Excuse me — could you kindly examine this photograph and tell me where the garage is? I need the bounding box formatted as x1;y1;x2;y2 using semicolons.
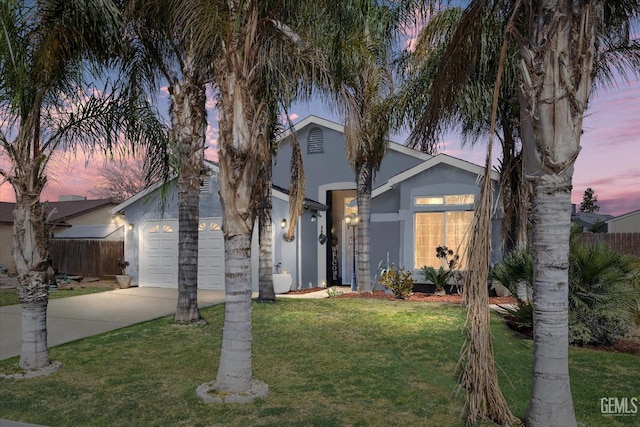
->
139;218;224;289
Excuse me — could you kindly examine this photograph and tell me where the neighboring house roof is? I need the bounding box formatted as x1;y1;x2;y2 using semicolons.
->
111;160;220;215
608;208;640;223
46;198;115;224
0;199;115;225
280;115;431;162
571;211;613;226
372;153;501;198
53;224;123;239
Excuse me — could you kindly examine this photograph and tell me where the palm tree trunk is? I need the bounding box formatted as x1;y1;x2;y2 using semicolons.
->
216;232;254;392
13;189;51;370
517;1;601;423
526;177;576;426
258;163;276;302
170;75;206;323
356;161;373;293
214;50;262;394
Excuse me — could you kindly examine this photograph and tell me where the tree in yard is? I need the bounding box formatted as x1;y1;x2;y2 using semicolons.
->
512;0;638;424
328;2;401;294
398;5;530;254
579;187;600;213
403;0;639;424
123;0;216;323
0;0;165;371
175;0;334;399
89;158;150;202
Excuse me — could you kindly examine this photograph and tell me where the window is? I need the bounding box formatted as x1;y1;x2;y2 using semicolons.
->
307;127;324;154
148;224;173;233
414;194;474;207
414;211;473;270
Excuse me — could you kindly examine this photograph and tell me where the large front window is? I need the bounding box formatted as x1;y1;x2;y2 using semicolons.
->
413;195;473;270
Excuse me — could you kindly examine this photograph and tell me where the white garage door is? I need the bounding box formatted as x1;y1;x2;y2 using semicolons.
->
140;218;224;289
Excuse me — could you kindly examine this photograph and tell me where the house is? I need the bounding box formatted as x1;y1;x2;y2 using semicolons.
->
110;160;326;290
571;204;613;232
114;115;502;291
272;116;502;288
0;197;119;275
607;209;640;233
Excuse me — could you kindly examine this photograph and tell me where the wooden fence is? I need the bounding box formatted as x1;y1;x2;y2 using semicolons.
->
577;233;640;257
50;240;124;276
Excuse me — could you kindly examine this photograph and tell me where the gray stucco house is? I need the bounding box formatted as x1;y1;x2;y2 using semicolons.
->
112;115;501;291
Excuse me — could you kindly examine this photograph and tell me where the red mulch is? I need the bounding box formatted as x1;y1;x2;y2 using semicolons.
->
289;288;640;356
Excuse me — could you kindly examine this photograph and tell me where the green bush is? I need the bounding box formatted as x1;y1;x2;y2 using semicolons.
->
419;246;460;292
493;236;640;346
379;267;415;299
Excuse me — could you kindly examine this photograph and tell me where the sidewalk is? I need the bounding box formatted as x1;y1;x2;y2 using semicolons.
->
0;287;227;360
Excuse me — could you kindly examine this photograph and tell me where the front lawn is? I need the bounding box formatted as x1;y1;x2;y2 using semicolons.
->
0;299;637;426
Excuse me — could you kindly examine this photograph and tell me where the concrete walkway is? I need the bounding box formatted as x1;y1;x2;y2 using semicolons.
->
0;287;228;360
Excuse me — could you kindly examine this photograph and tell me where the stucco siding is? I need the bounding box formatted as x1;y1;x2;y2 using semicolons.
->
370;221;401;282
608;211;640;233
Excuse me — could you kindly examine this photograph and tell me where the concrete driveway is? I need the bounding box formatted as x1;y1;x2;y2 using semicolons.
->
0;287;228;360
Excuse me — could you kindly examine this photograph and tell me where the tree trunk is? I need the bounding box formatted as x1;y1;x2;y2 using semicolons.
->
258;162;276;302
170;72;207;323
526;177;576;426
214;37;263;393
216;233;254;392
516;1;602;423
13;192;51;370
356;161;373;293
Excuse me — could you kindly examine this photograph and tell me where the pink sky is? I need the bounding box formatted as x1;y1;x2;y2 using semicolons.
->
1;79;638;217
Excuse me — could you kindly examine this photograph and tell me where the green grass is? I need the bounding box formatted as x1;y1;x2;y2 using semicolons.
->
0;299;638;426
0;286;112;307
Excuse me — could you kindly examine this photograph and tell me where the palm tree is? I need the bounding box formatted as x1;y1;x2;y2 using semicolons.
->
0;0;164;370
403;0;639;424
328;3;399;294
398;5;530;254
123;0;215;323
515;1;639;424
175;0;335;398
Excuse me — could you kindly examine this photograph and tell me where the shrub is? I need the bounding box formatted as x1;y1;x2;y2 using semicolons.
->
419;246;460;292
379;267;414;299
493;237;640;346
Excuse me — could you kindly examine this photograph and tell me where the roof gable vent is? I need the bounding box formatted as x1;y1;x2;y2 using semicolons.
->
307;127;324;154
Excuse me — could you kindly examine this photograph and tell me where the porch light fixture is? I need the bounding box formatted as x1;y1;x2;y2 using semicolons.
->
345;213;359;292
280;218;287;229
128;223;134;231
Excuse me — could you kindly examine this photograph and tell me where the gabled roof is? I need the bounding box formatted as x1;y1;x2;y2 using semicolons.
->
607;208;640;223
272;184;327;211
572;211;614;227
53;224;123;239
372;153;501;198
46;199;116;223
280;115;431;162
111;160;219;215
0;199;115;225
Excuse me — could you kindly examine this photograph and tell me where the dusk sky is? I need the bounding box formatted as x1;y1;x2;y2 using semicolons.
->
1;77;638;217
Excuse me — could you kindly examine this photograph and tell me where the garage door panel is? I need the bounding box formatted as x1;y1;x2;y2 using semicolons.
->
140;218;224;289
